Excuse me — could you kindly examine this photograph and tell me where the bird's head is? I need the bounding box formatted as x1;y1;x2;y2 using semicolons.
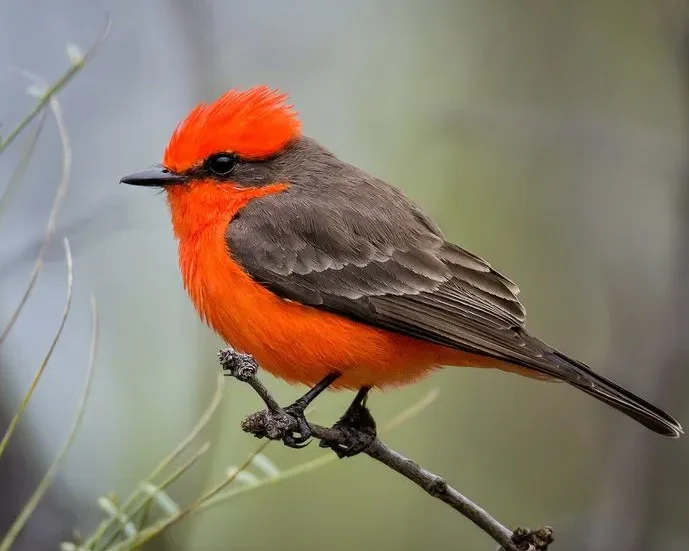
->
120;86;304;235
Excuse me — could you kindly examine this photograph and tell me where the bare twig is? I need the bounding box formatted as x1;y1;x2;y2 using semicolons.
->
219;348;553;551
198;387;440;511
68;374;456;549
91;386;440;551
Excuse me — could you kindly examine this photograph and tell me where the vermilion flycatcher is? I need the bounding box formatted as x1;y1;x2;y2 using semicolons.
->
121;86;683;450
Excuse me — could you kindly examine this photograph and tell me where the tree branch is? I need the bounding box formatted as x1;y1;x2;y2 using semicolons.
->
218;348;553;551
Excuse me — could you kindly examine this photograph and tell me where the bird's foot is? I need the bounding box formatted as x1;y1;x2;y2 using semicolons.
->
241;403;312;449
509;526;554;551
219;347;313;448
319;396;377;458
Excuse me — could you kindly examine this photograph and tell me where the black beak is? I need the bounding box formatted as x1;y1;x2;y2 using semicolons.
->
120;164;184;186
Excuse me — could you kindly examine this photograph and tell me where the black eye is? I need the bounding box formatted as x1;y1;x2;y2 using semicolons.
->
206;153;238;177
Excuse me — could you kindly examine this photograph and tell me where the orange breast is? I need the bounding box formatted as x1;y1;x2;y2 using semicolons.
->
166;182;499;389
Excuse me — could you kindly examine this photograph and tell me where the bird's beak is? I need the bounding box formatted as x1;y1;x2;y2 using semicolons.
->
120;164;184;187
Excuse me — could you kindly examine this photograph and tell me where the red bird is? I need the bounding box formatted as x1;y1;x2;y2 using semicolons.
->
121;86;683;451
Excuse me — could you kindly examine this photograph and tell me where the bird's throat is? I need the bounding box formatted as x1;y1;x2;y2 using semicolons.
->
165;180;289;241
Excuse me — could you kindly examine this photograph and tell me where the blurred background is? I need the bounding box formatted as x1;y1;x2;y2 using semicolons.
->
1;0;689;549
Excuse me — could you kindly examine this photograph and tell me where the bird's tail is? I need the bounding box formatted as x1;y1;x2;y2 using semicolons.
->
544;348;684;438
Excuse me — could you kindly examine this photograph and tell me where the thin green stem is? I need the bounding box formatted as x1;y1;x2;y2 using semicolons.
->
82;373;226;549
198;388;440;513
107;388;440;550
0;239;73;461
0;90;71;347
94;442;211;551
0;14;110;155
0;294;99;551
0;110;46;222
111;441;272;551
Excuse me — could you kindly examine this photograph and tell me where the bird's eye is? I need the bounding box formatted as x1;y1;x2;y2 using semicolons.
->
206;153;238;177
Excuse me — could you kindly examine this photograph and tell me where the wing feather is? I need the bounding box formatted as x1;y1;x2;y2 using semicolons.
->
228;185;529;367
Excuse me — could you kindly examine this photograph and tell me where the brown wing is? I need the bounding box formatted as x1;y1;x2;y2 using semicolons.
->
227;180;550;369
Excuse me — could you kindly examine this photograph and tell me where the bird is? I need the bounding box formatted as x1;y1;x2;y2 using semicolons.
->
121;86;683;452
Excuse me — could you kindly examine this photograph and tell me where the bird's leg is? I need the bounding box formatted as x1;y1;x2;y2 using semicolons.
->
279;372;341;447
219;347;340;449
319;386;377;458
285;372;341;413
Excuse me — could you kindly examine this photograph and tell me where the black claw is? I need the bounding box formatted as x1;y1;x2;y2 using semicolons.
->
281;405;312;448
233;370;339;451
321;434;370;458
320;391;377;458
283;433;311;448
511;526;554;550
241;400;313;448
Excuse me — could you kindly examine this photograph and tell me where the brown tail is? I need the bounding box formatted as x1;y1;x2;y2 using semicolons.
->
544;348;683;438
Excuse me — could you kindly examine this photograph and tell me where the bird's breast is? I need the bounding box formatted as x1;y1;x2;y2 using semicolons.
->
175;214;471;389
